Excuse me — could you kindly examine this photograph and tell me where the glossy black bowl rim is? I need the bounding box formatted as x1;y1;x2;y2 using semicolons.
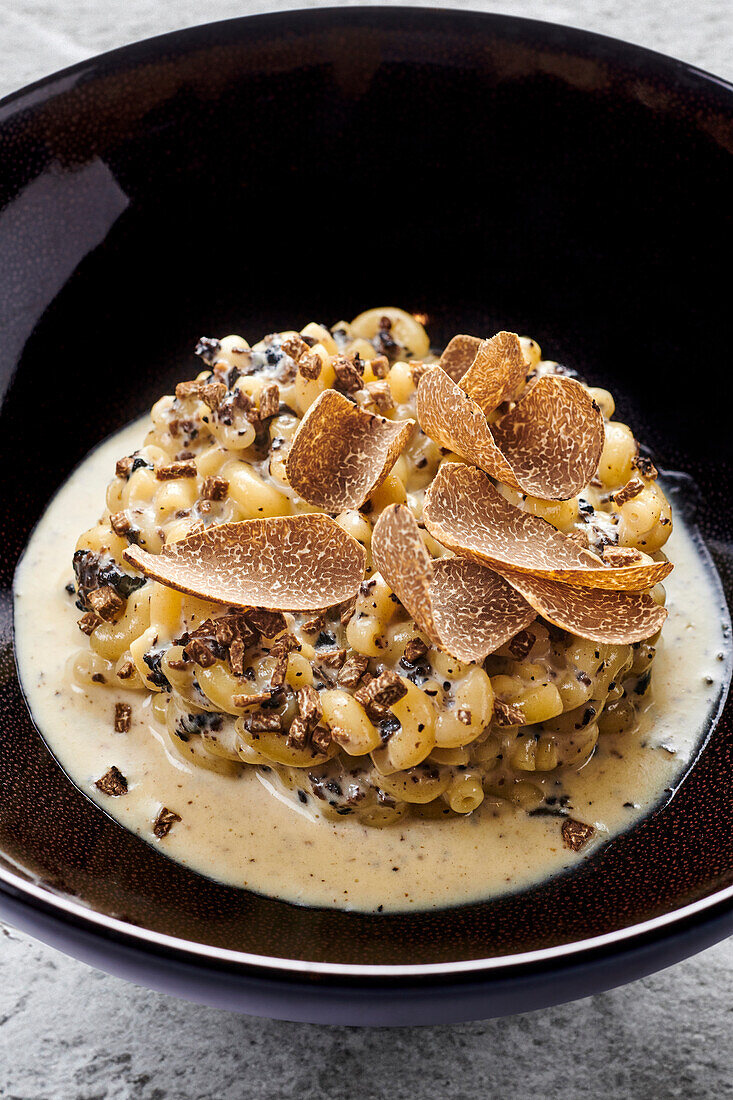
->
3;2;733;118
1;860;732;981
0;5;732;982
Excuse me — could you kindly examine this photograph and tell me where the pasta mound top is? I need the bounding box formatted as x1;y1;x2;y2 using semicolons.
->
71;307;673;831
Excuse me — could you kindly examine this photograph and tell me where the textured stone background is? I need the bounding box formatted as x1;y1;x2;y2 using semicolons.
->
1;1;732;1096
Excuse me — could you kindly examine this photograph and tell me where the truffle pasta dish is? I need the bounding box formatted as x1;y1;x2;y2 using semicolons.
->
14;308;730;911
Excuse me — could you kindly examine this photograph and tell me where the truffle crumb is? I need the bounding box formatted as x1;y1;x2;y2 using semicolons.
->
602;545;644;567
339;597;357;627
114;702;132;733
508;629;534;660
242;712;282;733
201;381;226;410
243;608;287;638
232;690;274;708
201;475;229;501
155;461;197;481
78;611;102;635
365;380;394;412
302;614;325;634
258;382;280;420
494;699;524;726
187;638;217;668
297;685;323;729
402;638;428;665
281;335;310;361
194;336;220;364
95;766;128;797
286;716;310;750
355;669;407;721
88;586;125;623
632;454;658;480
110;511;134;538
298;353;322;381
332;355;364;394
338;653;369;688
612;477;645;507
561;818;595;851
153;807;182;838
311;726;332;753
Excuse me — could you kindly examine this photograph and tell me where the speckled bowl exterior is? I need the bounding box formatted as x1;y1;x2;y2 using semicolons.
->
0;7;731;1024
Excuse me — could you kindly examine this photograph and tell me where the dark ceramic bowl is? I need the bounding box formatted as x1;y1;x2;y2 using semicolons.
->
0;7;732;1026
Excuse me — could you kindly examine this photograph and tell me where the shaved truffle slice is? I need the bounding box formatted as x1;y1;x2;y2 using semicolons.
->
417;367;517;483
423;464;672;591
371;504;535;663
439;334;483;382
490;376;605;500
459;331;528;414
372;505;436;644
285;389;416;510
418;331;605;500
124;515;365;611
430;558;537;663
495;568;667;644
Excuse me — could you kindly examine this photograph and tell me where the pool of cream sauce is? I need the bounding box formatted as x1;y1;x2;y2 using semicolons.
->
13;420;732;912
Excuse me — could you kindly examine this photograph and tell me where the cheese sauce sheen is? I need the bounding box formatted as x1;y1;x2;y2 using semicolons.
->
13;420;731;912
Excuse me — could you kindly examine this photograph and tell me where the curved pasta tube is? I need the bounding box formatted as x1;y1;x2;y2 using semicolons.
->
350;307;430;360
128;625;162;690
320;689;380;756
161;647;222;712
70;649;116;688
76;523;128;561
161;696;240;776
294;346;336;415
510;731;561;772
377;765;450;804
444;771;485;814
490;674;563;725
597;422;635;488
434;668;494;748
196;662;252;717
223;460;291;518
200;720;243;762
90;587;151;664
235;717;338;768
381;680;436;771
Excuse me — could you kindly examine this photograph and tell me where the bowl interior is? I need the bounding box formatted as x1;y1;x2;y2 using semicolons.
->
0;7;732;967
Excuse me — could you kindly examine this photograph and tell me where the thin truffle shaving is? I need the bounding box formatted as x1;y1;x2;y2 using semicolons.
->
439;334;483;383
490;376;605;500
371;504;535;663
417;368;518;483
417;331;605;500
459;331;528;414
493;568;667;644
124;515;366;611
423;463;672;591
285;389;416;511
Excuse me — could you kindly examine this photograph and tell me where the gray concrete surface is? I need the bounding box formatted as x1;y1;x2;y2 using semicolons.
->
1;1;732;1096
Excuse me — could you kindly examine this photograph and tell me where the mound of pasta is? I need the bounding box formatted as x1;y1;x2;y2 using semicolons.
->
72;308;672;830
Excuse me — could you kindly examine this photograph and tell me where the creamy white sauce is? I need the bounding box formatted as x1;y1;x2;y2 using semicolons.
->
13;420;731;912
